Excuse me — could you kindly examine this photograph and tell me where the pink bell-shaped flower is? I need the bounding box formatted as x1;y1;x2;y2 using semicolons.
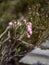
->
9;22;14;28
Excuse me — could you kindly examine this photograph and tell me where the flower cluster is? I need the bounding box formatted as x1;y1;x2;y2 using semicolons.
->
9;21;32;38
9;21;22;28
26;22;32;38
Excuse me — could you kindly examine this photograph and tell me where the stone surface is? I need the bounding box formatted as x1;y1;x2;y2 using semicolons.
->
19;47;49;65
40;40;49;49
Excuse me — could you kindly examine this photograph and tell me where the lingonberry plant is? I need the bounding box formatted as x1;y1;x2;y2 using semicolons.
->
0;18;33;65
0;0;49;65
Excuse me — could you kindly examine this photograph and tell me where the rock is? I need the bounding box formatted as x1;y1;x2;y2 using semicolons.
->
19;47;49;65
40;40;49;49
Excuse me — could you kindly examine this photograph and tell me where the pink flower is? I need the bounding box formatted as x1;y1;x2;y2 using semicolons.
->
17;22;22;27
27;27;32;31
26;22;32;36
27;22;32;26
9;22;14;28
26;22;32;29
26;32;30;38
27;25;32;29
29;30;32;35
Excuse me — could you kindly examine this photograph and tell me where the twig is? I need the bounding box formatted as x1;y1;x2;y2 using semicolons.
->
18;39;33;47
0;36;10;45
7;54;25;62
0;26;10;38
17;31;33;47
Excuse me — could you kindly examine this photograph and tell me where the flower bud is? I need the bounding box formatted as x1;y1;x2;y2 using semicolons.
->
27;22;32;26
9;22;14;28
29;30;32;35
26;32;30;38
23;19;26;23
17;22;22;27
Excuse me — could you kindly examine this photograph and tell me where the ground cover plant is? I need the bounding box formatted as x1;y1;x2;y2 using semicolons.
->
0;0;49;65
